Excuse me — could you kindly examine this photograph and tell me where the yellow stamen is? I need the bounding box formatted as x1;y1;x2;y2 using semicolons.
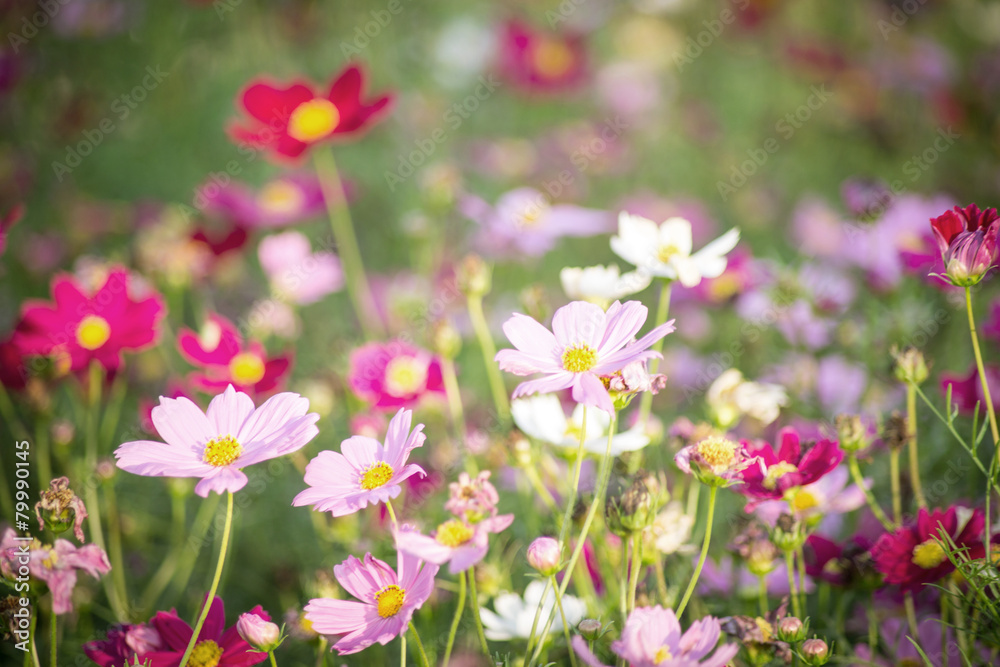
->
203;434;242;467
653;645;674;664
257;180;305;216
384;356;429;397
657;243;682;264
435;519;475;547
374;584;406;618
912;538;948;569
360;461;395;490
188;639;223;667
288;99;340;143
695;436;740;471
755;617;774;642
531;38;575;79
791;489;819;513
561;344;597;373
763;462;798;490
75;315;111;350
229;352;266;386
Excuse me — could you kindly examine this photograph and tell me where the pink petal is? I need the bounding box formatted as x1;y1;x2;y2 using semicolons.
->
395;530;454;565
115;440;213;478
501;313;560;360
206;385;255;437
150;396;215;449
194;467;248;497
340;435;380;469
571;373;615;414
596;301;648;357
510;372;575;398
303;598;374;635
551;301;606;349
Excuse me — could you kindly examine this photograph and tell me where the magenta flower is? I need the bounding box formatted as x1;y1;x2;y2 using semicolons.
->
293;408;426;517
738;427;843;507
257;231;344;305
19;533;111;615
115;385;319;497
395;514;513;574
571;606;738;667
495;300;676;414
197;173;332;229
675;435;759;488
304;550;438;655
941;363;1000;415
347;341;445;410
751;465;868;529
930;203;1000;286
83;621;164;667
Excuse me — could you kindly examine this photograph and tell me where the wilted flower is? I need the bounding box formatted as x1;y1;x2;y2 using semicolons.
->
929;203;1000;286
675;435;757;487
891;346;929;385
35;477;88;542
834;414;869;454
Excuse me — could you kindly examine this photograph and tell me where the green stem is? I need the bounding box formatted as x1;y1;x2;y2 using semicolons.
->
440;358;471;471
758;573;768;617
889;449;903;525
49;608;56;667
0;379;30;442
158;493;222;608
385;499;398;529
903;592;919;645
637;281;673;426
104;482;129;619
795;543;808;617
619;539;628;624
551;575;579;667
466;568;490;660
268;650;278;667
28;612;39;667
847;454;895;531
966;287;1000;445
35;418;52;491
524;577;552;658
313;147;384;340
442;571;466;667
627;533;642;614
466;293;510;425
906;384;927;509
408;624;430;667
676;485;716;618
785;549;801;618
177;491;234;667
400;630;406;667
654;554;669;607
559;406;588;545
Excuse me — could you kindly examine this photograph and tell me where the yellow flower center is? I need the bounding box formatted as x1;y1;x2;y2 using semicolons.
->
791;489;819;513
763;462;799;490
203;434;242;467
531;38;575;79
695;436;740;470
755;618;774;642
653;645;674;664
41;549;58;570
288;98;341;143
75;315;111;350
360;461;395;490
188;639;223;667
229;352;266;386
257;180;305;216
374;584;406;618
384;356;429;397
517;202;547;227
912;538;948;569
561;344;598;373
708;273;741;301
657;243;682;264
435;519;475;547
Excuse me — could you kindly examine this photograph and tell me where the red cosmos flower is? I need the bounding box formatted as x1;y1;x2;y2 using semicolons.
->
871;507;990;591
803;533;875;587
347;340;445;410
13;268;165;375
930;204;1000;286
738;428;843;507
178;313;291;396
140;596;269;667
228;64;393;162
499;20;587;93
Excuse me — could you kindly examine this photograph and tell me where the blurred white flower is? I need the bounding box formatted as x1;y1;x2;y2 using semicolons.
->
479;580;586;640
512;394;649;455
649;501;695;555
559;264;652;306
706;369;788;429
611;212;739;287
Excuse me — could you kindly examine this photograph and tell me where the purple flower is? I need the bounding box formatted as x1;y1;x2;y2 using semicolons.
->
571;606;738;667
495;300;675;413
257;231;344;305
394;514;513;574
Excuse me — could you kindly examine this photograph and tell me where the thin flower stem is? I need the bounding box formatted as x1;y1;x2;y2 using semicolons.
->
440;358;473;472
966;287;1000;445
442;571;466;667
904;592;920;644
619;540;628;624
268;651;278;667
466;568;490;660
315;638;327;667
49;608;56;667
466;293;510;425
906;384;927;508
558;406;588;546
654;554;669;607
795;543;808;617
941;589;950;667
889;449;903;525
177;491;234;667
400;631;406;667
163;493;223;606
35;418;52;491
550;575;579;667
28;612;39;667
408;623;431;667
627;533;642;614
313;147;384;340
521;454;558;515
785;550;801;619
847;456;895;531
675;484;716;618
103;482;130;620
637;281;673;426
0;380;30;442
385;499;398;529
758;574;768;616
524;577;552;658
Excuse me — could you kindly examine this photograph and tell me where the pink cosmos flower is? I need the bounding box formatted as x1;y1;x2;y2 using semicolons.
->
495;300;676;414
444;471;500;521
304;550;438;655
941;363;1000;415
347;341;445;410
395;514;513;574
83;621;164;667
292;408;426;517
115;384;319;497
929;203;1000;286
13;268;164;375
460;187;614;258
738;427;843;507
197;173;334;229
571;606;738;667
257;231;344;305
498;20;587;93
751;465;868;530
178;312;292;396
804;533;875;588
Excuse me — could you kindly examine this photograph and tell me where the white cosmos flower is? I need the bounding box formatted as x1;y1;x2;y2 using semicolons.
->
511;394;649;455
480;580;586;640
706;368;788;429
559;264;652;305
649;501;695;555
610;212;740;287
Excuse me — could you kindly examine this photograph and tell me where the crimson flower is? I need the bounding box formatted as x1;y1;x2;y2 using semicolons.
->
178;312;291;396
140;596;269;667
499;20;587;93
13;268;164;375
229;63;393;161
803;533;875;588
738;428;843;506
871;506;990;591
930;204;1000;286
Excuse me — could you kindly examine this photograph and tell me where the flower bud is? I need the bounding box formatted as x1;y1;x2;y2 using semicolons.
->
776;616;806;643
577;619;602;641
236;612;281;652
892;346;928;386
772;514;805;552
456;254;491;296
432;320;462;360
801;638;830;665
881;413;909;452
834;414;868;454
606;473;658;536
527;537;561;576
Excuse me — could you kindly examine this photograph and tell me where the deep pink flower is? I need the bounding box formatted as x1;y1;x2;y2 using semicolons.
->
197;173;334;229
499;20;587;93
395;514;513;574
178;312;292;396
83;622;164;667
13;268;164;375
191;221;250;258
257;231;344;305
940;363;1000;415
571;606;738;667
347;341;445;410
0;335;28;390
115;385;319;497
930;203;1000;285
140;597;270;667
803;533;874;588
751;465;867;529
738;428;843;506
495;300;676;414
872;506;989;591
293;408;426;517
304;550;438;655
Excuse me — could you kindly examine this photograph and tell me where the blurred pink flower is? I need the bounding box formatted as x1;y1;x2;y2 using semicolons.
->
12;531;112;615
347;340;445;410
445;471;500;521
257;231;344;305
498;19;587;93
395;514;513;574
198;173;334;229
941;363;1000;415
751;465;868;531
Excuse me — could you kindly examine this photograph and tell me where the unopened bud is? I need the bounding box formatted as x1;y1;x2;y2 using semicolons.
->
776;616;806;643
236;612;281;652
835;414;868;454
892;346;928;385
456;254;491;296
801;638;830;665
881;413;909;452
577;619;602;641
432;320;462;360
526;537;561;576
